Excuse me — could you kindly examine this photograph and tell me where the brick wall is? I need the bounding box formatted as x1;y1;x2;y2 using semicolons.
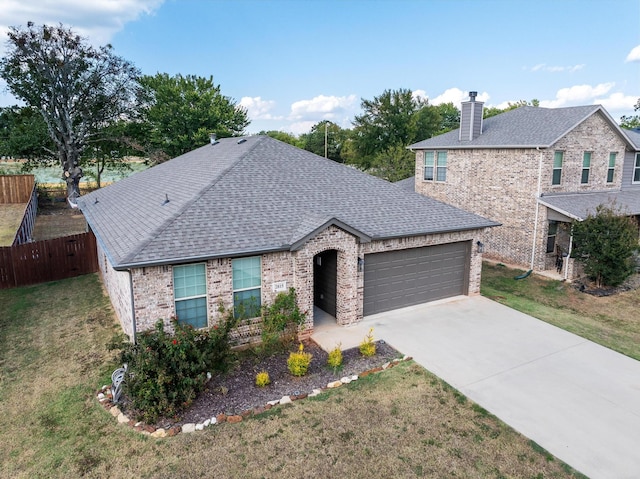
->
124;225;487;341
96;241;134;339
414;111;626;273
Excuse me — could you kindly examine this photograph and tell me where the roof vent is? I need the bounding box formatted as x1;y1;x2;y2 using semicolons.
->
209;133;218;145
469;91;477;102
237;138;247;144
162;194;169;206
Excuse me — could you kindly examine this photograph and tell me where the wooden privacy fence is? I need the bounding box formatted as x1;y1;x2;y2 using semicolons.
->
0;174;35;204
0;232;98;289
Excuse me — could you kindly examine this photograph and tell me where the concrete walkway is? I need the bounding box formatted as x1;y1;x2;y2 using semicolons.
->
312;296;640;479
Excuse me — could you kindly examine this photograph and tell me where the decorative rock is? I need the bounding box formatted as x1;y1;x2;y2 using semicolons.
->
403;355;412;361
109;406;121;417
392;358;401;364
264;404;272;410
134;422;143;428
241;409;252;417
167;426;181;437
143;424;155;433
203;419;211;427
102;385;109;392
206;372;212;381
327;380;342;389
267;400;280;406
351;375;358;381
181;423;196;433
117;413;130;424
340;376;352;384
97;393;105;400
151;428;166;438
253;406;266;415
279;396;292;405
195;423;204;431
227;415;242;423
309;388;323;397
216;413;227;423
210;417;217;425
382;362;391;370
295;393;308;400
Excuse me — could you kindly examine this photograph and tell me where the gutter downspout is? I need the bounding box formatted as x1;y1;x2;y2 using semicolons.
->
530;147;544;271
128;270;137;344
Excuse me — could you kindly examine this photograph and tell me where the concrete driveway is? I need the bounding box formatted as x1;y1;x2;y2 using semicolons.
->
355;296;640;479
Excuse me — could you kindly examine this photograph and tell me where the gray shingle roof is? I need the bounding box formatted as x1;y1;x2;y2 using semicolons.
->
409;105;634;150
78;136;498;269
623;128;640;150
539;190;640;220
394;177;415;192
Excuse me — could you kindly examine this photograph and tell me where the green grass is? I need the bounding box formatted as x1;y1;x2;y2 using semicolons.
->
482;262;640;360
0;274;585;478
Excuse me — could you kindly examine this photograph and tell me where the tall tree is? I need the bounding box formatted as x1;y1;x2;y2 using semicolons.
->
258;130;301;147
134;73;249;162
0;23;139;205
350;88;441;178
620;98;640;129
434;102;460;132
299;121;346;162
0;105;54;163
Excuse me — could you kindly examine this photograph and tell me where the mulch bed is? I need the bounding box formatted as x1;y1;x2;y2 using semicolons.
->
151;340;402;429
573;272;640;297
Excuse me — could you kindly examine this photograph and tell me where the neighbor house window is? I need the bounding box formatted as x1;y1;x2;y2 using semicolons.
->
581;152;591;184
424;151;434;180
232;256;261;319
436;151;447;181
634;153;640;183
173;263;207;328
607;152;616;183
552;151;563;185
546;221;558;254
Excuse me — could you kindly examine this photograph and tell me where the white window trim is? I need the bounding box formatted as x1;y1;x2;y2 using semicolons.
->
581;152;591;184
423;151;434;181
634;153;640;184
173;263;208;328
607;152;616;184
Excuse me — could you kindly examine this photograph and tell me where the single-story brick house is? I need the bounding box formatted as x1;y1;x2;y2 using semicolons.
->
78;136;497;343
408;93;640;279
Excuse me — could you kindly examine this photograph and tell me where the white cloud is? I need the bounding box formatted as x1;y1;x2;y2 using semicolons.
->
239;96;282;121
625;45;640;62
426;88;490;106
530;63;585;73
594;92;638;111
289;94;357;121
539;83;615;108
0;0;164;52
288;121;317;135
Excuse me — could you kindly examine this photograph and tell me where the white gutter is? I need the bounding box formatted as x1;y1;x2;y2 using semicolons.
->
564;226;574;281
531;147;544;270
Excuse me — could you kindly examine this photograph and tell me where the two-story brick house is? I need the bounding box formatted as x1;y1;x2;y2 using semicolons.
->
408;93;640;279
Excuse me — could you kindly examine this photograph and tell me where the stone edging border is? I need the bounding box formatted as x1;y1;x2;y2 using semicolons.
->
96;355;413;438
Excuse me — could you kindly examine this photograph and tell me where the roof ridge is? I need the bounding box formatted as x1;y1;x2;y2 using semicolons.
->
121;136;266;265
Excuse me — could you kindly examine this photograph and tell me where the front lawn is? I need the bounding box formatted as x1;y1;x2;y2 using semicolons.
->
481;262;640;360
0;274;583;478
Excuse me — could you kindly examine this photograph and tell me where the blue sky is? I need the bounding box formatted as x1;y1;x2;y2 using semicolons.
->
1;0;639;134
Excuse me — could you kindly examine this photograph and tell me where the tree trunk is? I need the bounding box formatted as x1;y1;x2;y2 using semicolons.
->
62;151;82;207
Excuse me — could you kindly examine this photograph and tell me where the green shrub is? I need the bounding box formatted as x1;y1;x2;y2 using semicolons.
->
118;310;238;423
327;344;343;370
255;370;270;387
359;328;376;357
260;288;306;351
287;343;312;377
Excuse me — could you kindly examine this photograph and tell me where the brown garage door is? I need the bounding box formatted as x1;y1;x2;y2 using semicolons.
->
363;241;470;316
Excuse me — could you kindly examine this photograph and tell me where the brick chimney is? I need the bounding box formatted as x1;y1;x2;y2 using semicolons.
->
459;91;484;141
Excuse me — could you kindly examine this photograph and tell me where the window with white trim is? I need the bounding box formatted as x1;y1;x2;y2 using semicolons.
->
546;221;558;254
423;151;434;180
173;263;207;328
607;152;616;183
634;153;640;183
232;256;261;319
581;152;591;184
436;151;447;181
552;151;563;185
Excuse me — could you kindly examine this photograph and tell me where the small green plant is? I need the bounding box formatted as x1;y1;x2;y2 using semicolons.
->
260;288;306;351
359;328;376;357
287;343;312;377
327;343;343;370
255;370;270;387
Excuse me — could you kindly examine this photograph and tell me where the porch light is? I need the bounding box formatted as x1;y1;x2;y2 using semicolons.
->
357;257;364;272
476;241;484;253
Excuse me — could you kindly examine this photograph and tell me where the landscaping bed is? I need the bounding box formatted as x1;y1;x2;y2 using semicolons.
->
123;340;403;430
